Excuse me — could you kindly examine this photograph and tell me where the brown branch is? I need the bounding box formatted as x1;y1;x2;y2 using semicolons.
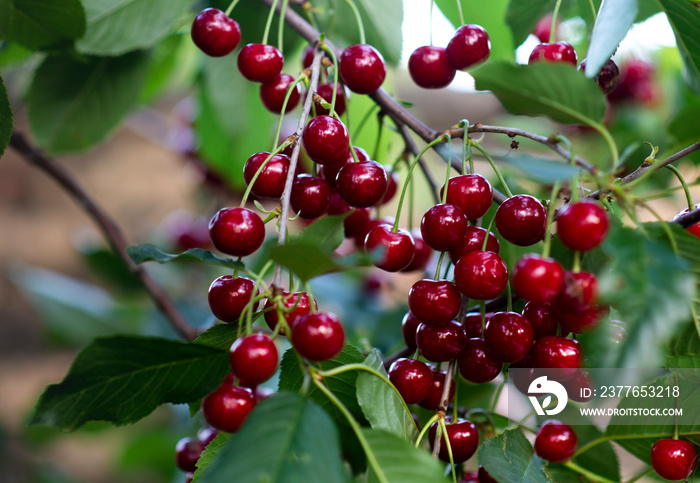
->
673;206;700;229
9;132;199;341
382;346;413;370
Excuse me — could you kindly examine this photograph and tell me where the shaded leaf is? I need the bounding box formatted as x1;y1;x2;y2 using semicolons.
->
270;245;369;282
0;0;9;39
5;0;85;50
505;0;555;47
297;214;350;254
0;74;11;157
657;0;700;94
495;154;581;183
126;244;244;270
477;428;551;483
585;0;637;78
194;324;238;352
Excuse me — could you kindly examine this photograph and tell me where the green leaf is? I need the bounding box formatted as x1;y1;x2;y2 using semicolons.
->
31;336;229;430
584;0;637;78
668;99;700;144
194;324;238;352
296;214;349;254
505;0;555;47
494;154;581;183
471;61;606;126
477;428;551;483
656;0;700;94
193;392;348;483
5;0;86;51
0;0;9;39
77;0;191;56
0;74;11;158
27;51;150;154
568;423;620;482
126;244;244;270
356;350;417;441
668;322;700;381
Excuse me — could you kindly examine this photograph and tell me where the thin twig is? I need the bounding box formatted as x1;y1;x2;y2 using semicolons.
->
9;132;199;341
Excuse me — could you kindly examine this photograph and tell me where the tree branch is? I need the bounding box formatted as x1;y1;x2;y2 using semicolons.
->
673;206;700;229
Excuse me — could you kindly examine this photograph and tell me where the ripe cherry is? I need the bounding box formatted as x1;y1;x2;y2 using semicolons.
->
202;382;256;433
446;24;491;70
197;427;219;446
243;152;290;199
484;312;534;363
401;312;421;351
354;218;391;251
564;370;595;402
291;175;331;220
554;271;598;315
441;174;493;220
339;44;386;94
208;276;259;323
429;417;479;463
314;83;348;117
421;204;468;251
608;59;658;105
419;370;455;410
175;437;206;472
416;320;467;362
229;333;279;386
560;305;607;334
319;146;369;189
303;115;349;165
364;225;415;272
449;226;500;263
522;301;558;339
408;279;461;324
580;58;620;94
291;312;345;361
260;74;300;113
531;336;582;381
556;200;609;252
408;46;456;89
264;291;316;334
191;9;241;57
237;44;284;83
512;254;564;303
462;312;493;338
651;438;696;481
402;229;433;272
494;194;547;246
388;358;434;404
478;467;498;483
336;160;388;208
209;207;265;257
532;14;558;43
454;250;508;300
458;338;502;383
529;42;577;66
535;420;578;463
343;207;371;239
380;167;399;205
672;203;700;239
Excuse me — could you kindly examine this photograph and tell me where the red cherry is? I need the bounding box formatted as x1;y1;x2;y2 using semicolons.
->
580;59;620;94
175;437;206;472
303;115;349;165
243;152;290;199
388;358;434;404
364;225;415;272
564;370;595;402
512;254;564;303
343;208;371;238
202;383;256;433
264;291;316;334
448;226;500;264
260;74;300;113
608;59;658;105
416;320;467;362
458;338;502;383
651;438;696;481
209;207;265;257
401;312;421;351
229;333;279;386
428;417;479;463
554;271;598;315
339;44;386;94
446;24;490;70
319;146;369;189
478;466;498;483
408;279;461;324
462;472;480;483
672;203;700;239
532;14;558;43
354;218;391;251
408;46;456;89
336;160;388;208
441;174;493;220
528;42;577;65
531;336;582;381
208;276;259;323
380;167;399;205
291;175;331;220
191;9;241;57
560;305;607;334
327;191;351;216
484;312;534;363
314;83;348;117
462;312;493;338
301;45;315;69
535;420;578;463
237;44;284;83
494;194;547;246
291;312;345;361
419;370;455;410
197;427;219;446
454;251;508;300
522;301;558;339
556;200;610;252
420;203;468;251
402;228;433;272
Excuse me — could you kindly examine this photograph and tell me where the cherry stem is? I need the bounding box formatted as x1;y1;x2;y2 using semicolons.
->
642;203;679;255
458;119;472;174
341;0;366;44
489;372;507;412
469;139;513;197
587;0;598;21
262;0;281;45
564;461;617;483
480;301;486;336
441;151;452;204
414;413;440;448
665;165;695;212
224;0;242;17
549;0;563;44
572;251;581;273
277;0;290;52
271;74;308;152
434;251;447;281
455;0;465;25
673;373;680;440
542;181;561;259
506;281;513;311
429;0;434;46
437;417;458;483
480;216;496;251
373;113;385;161
624;468;654;483
320;43;340;115
241;143;292;208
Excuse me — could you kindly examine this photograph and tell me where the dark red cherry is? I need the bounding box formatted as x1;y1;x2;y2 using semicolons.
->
388;358;434;404
449;226;500;263
560;305;607;334
441;174;493;220
494;194;547;246
478;467;498;483
416;320;467;362
419;370;455;410
291;312;344;361
264;291;316;334
291;175;331;219
191;8;241;57
354;218;391;251
554;271;598;315
243;152;290;199
651;438;696;481
673;203;700;239
458;338;502;383
402;312;421;351
522;301;558;339
364;225;415;272
229;333;279;386
428;417;479;463
380;167;399;205
556;200;610;252
564;370;595;402
462;312;493;338
446;24;490;70
580;59;620;94
175;437;206;472
462;472;479;483
608;59;658;105
484;312;534;363
532;14;558;43
509;354;540;396
319;146;369;189
339;44;386;94
237;44;284;83
408;279;461;324
528;42;577;66
202;383;256;433
209;207;265;257
327;191;351;216
402;228;433;272
531;336;582;381
208;276;259;323
314;83;347;117
512;254;564;303
535;420;578;463
198;427;219;446
336;160;388;208
303;115;349;165
408;46;456;89
454;250;508;300
421;203;468;251
343;208;371;238
260;74;300;113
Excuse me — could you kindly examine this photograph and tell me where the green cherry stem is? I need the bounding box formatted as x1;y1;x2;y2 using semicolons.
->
434;251;447;281
469;139;513;197
549;0;563;44
320;43;340;115
354;104;381;139
541;181;561;258
625;468;654;483
242;141;293;208
564;461;617;483
373;113;385;161
262;0;281;45
224;0;242;17
480;300;486;336
489;372;507;412
277;0;290;52
455;0;465;25
437;417;458;483
271;73;308;152
642;202;679;255
665;165;695;212
457;119;472;174
587;0;598;21
341;0;366;44
415;413;441;448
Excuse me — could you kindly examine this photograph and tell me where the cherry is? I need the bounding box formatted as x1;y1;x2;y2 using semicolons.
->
237;44;284;83
243;152;290;199
380;167;399;205
165;211;212;251
509;354;540;396
209;207;265;257
608;59;657;105
429;417;479;463
484;312;534;363
364;225;415;272
264;291;316;333
478;467;498;483
401;312;421;351
672;203;700;239
175;437;206;472
462;472;480;483
420;203;468;251
458;338;502;383
441;174;493;220
354;218;391;251
191;9;241;57
208;276;259;323
531;336;582;381
554;271;598;315
419;369;455;410
462;312;493;338
339;44;386;94
494;194;547;246
564;370;595;402
560;305;607;334
303;115;349;165
446;24;490;70
197;427;220;446
402;229;433;272
522;301;558;339
454;250;508;300
512;254;564;303
408;46;456;89
408;279;461;324
449;226;500;264
260;74;300;113
291;312;345;361
651;439;696;481
343;207;371;238
532;14;558;44
229;333;279;386
388;358;434;404
328;191;351;217
319;146;369;189
579;59;620;94
291;175;331;220
255;386;275;402
313;83;348;117
202;382;256;433
336;160;388;208
556;200;609;252
528;42;577;66
535;420;578;463
416;320;467;362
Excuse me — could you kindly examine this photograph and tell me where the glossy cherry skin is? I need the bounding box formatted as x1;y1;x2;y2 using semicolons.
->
197;427;220;446
419;370;455;410
484;312;534;363
556;200;610;252
535;420;578;463
416;320;467;362
462;472;479;483
672;203;700;239
494;194;547;246
408;279;461;324
528;42;577;66
458;338;502;383
191;9;241;57
560;305;607;334
314;83;348;117
651;438;697;481
449;226;500;263
401;312;421;351
291;312;345;361
176;437;206;472
554;271;598;315
441;174;493;220
402;229;433;272
339;44;386;94
446;24;490;69
291;175;331;220
336;160;388;208
478;467;498;483
429;417;479;463
229;333;279;386
202;383;256;433
319;146;369;189
531;336;582;381
380;167;399;205
454;250;508;300
343;207;371;238
208;276;259;323
354;218;391;251
512;254;564;303
209;207;265;257
462;312;493;338
303;115;349;165
408;46;456;89
522;301;558;339
237;44;284;83
364;225;415;272
243;152;290;199
533;13;558;43
260;74;300;113
388;358;434;404
580;58;620;94
264;291;316;334
420;204;468;251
